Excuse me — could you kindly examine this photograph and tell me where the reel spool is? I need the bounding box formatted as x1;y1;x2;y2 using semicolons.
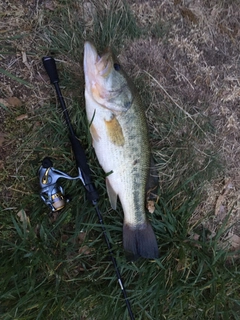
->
38;157;81;211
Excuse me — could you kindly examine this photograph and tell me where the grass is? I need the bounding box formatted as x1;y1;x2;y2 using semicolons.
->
1;0;240;319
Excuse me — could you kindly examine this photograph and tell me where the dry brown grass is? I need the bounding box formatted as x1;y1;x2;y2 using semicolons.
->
122;0;240;249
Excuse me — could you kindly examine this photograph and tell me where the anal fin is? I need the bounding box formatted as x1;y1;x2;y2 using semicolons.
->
106;177;118;210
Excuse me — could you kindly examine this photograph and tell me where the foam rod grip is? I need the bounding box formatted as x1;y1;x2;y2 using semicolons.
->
42;56;59;84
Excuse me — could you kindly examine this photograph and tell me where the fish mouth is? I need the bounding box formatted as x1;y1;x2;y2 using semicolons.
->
84;42;98;72
96;52;112;76
83;42;98;89
84;42;112;81
84;41;115;103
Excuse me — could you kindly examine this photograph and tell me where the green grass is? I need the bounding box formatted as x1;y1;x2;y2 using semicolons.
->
1;0;240;319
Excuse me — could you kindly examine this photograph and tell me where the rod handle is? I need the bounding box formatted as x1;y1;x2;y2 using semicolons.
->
42;56;59;84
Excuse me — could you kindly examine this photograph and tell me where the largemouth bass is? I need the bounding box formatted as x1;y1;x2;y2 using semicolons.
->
83;42;158;259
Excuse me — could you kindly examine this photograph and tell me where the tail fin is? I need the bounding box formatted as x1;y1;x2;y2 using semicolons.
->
123;222;159;260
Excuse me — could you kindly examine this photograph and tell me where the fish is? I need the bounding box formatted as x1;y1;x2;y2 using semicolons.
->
83;41;158;260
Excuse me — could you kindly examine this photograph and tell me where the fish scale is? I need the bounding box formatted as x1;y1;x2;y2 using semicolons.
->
84;41;158;260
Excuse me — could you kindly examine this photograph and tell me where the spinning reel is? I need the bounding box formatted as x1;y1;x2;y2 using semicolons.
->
38;157;83;211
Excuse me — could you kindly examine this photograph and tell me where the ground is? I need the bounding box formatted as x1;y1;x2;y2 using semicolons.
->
1;0;240;319
2;0;239;249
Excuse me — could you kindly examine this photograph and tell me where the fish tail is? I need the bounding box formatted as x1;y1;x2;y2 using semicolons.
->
123;222;159;260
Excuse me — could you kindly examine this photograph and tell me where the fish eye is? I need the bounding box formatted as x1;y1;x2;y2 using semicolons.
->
114;63;121;71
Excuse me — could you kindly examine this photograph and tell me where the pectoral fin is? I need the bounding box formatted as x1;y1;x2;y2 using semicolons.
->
106;177;118;210
104;115;124;146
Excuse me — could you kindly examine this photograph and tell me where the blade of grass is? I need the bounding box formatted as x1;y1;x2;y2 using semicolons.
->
0;67;33;88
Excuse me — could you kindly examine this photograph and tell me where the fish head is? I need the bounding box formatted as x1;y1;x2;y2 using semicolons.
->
84;42;133;113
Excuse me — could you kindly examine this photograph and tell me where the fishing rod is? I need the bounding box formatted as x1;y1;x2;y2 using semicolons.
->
42;56;135;320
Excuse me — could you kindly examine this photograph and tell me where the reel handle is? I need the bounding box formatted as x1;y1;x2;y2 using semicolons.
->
42;56;59;84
